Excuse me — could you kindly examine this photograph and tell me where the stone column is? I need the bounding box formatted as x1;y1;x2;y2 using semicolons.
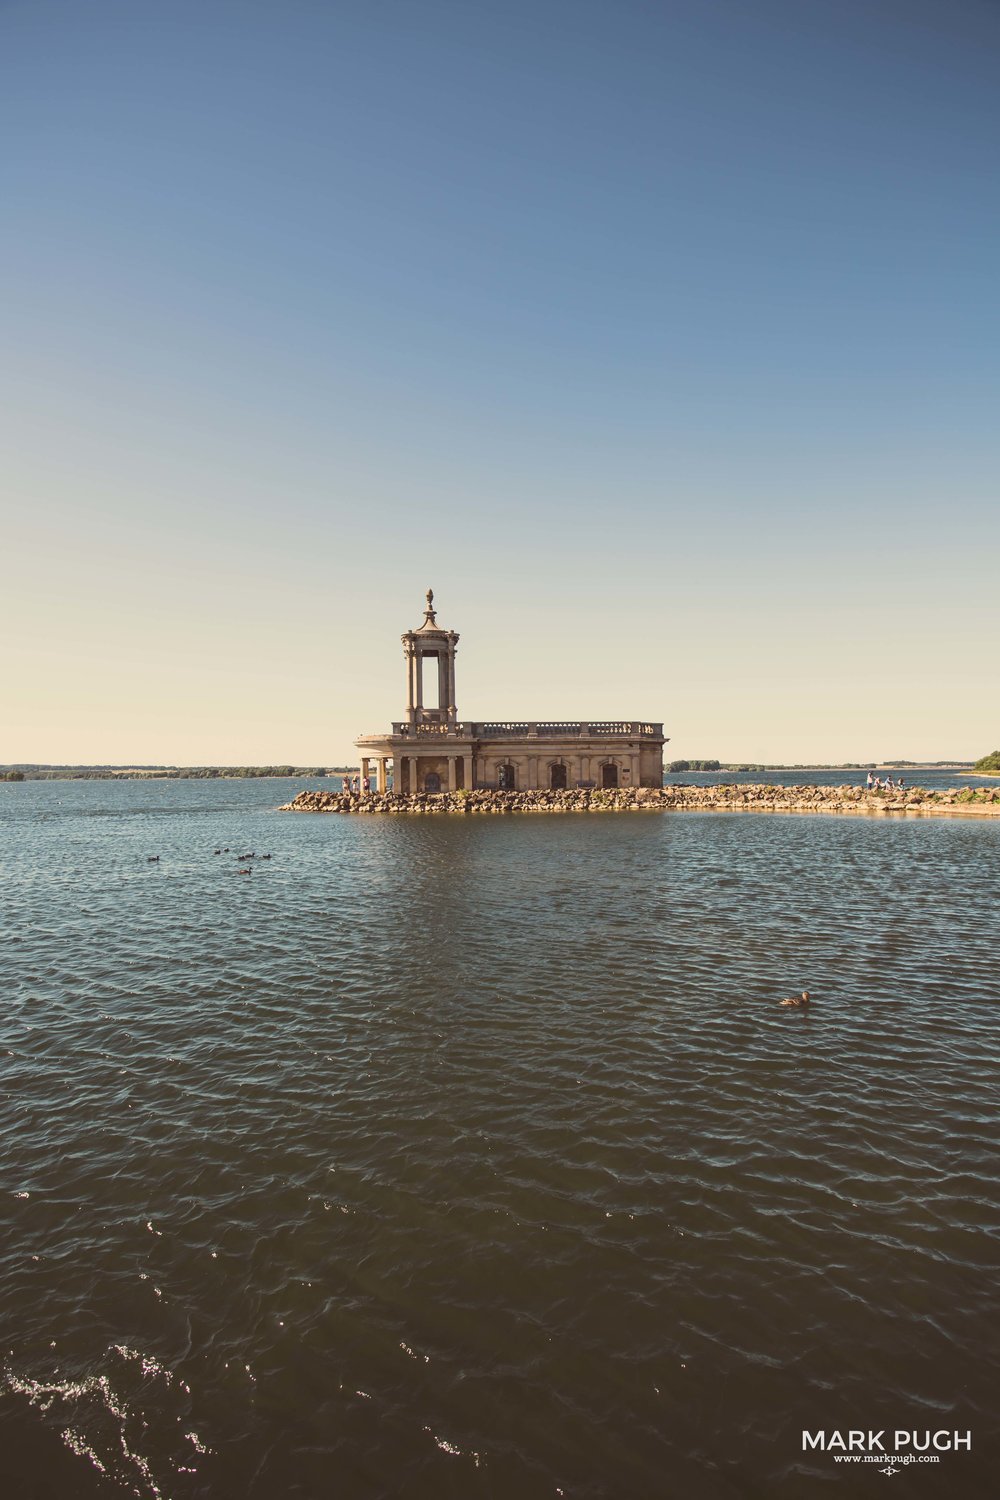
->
528;755;538;790
360;756;370;794
630;752;640;786
414;652;423;713
581;754;590;784
447;643;457;723
447;755;457;792
406;647;415;721
409;756;420;794
462;753;472;790
376;757;387;793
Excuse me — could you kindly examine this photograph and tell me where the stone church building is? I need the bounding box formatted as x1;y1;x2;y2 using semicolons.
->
355;591;666;795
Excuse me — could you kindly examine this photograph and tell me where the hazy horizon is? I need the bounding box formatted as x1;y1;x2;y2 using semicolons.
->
4;754;988;772
5;1;998;765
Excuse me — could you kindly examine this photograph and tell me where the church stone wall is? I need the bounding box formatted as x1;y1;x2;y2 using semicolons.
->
356;592;666;793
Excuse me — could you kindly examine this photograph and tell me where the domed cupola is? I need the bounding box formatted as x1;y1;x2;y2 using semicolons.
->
401;589;460;728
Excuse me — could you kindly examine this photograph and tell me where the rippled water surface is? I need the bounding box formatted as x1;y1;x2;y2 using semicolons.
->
3;779;999;1499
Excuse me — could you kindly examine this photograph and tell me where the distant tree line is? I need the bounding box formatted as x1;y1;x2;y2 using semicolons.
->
1;766;334;781
157;767;332;779
664;760;978;776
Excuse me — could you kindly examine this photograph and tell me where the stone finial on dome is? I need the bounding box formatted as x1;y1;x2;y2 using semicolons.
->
423;588;436;624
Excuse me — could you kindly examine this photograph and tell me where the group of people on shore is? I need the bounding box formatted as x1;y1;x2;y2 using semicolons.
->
342;775;370;794
866;771;905;792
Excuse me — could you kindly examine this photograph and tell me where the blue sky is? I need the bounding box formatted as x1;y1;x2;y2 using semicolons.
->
4;0;998;763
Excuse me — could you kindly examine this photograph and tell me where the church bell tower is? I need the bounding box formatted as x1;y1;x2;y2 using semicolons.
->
401;589;459;728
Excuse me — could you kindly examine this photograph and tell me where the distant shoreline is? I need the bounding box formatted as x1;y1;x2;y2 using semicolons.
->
0;767;344;781
2;761;979;782
700;764;975;773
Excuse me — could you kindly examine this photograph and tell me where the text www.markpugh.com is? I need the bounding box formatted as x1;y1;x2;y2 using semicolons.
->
833;1455;940;1465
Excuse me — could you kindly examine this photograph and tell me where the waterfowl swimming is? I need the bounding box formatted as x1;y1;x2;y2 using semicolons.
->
147;856;160;863
778;990;810;1008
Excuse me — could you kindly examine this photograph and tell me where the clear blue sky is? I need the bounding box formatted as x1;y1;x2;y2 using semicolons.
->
4;0;998;763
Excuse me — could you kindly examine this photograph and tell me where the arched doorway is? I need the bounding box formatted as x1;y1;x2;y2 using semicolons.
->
424;771;441;793
601;762;619;789
498;764;516;791
549;763;568;790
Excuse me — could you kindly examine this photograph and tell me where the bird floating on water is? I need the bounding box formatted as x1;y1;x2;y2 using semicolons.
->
778;990;810;1008
147;856;160;863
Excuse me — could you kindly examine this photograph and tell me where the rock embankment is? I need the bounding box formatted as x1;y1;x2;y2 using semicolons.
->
280;785;1000;817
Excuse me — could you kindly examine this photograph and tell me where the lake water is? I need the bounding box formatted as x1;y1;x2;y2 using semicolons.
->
3;779;998;1499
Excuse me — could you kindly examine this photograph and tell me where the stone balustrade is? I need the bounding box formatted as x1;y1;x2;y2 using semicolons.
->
366;720;666;741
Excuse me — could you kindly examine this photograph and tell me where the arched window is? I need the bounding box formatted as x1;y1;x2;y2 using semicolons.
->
549;763;568;790
498;764;516;791
424;770;441;793
601;762;619;789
